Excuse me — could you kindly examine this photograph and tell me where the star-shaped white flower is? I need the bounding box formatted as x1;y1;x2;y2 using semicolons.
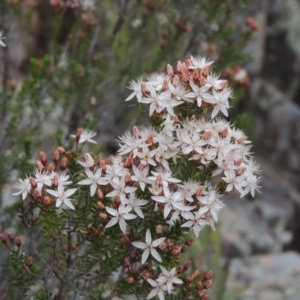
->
147;278;167;300
12;177;31;200
78;168;108;196
77;153;95;168
157;265;183;294
132;229;166;264
46;186;77;210
71;129;97;144
105;205;136;233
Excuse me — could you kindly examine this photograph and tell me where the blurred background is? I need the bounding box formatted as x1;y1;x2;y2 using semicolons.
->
0;0;300;299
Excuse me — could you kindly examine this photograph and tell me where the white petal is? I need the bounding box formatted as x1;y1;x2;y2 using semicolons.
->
150;248;162;262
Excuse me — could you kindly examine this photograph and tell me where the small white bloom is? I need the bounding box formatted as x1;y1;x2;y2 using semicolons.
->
157;266;183;294
12;177;31;200
47;186;77;210
147;278;167;300
78;168;108;196
77;153;95;168
132;229;166;264
105;205;136;233
71;129;97;144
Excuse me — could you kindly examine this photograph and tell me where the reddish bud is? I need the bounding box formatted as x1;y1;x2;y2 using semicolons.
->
27;256;33;268
0;234;6;244
53;150;60;164
204;279;212;289
43;196;52;206
124;153;134;168
204;270;213;280
124;257;130;267
7;232;14;243
39;151;47;166
197;289;207;297
96;188;104;201
171;245;180;256
141;82;149;96
181;245;188;253
185;275;193;283
132;126;141;138
127;277;134;284
90;96;96;106
36;160;44;172
156;225;163;234
129;268;136;276
15;236;22;247
52;174;59;188
162;79;169;92
166;64;173;75
159;242;167;251
177;266;184;274
75;128;83;141
145;262;153;269
47;163;55;172
125;172;131;183
60;157;68;170
184;260;192;271
196;281;203;289
99;213;108;220
185;237;194;246
246;16;258;31
97;201;105;210
141;272;150;280
29;176;37;189
33;188;42;200
56;146;65;154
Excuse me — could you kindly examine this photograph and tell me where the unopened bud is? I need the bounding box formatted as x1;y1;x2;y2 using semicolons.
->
185;238;194;246
99;160;106;172
114;195;121;205
201;294;209;300
196;187;203;198
177;266;184;274
39;151;47;166
29;176;37;189
15;236;22;247
7;232;14;243
171;245;180;256
142;272;150;280
127;276;134;284
70;243;77;249
185;275;193;283
159;242;167;250
96;188;104;201
53;149;60;164
156;225;163;234
181;245;188;253
97;201;105;210
56;146;65;154
204;279;212;289
75;128;83;141
27;256;33;268
125;172;131;183
196;281;203;289
90;96;96;106
145;262;153;269
47;163;55;172
166;64;173;75
44;196;52;205
99;213;108;220
197;289;207;297
36;160;44;172
204;270;213;280
192;270;200;280
0;234;6;244
60;157;68;170
52;174;59;188
184;260;192;271
176;61;183;74
124;153;134;168
129;268;136;276
124;257;130;267
141;82;149;96
33;188;42;199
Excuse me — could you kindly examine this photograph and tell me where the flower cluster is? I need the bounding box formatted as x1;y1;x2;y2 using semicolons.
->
12;56;260;299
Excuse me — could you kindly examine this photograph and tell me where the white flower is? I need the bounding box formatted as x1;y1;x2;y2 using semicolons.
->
131;165;152;191
71;129;97;144
132;229;166;264
157;266;183;294
125;77;145;102
147;278;167;300
123;192;148;218
181;210;209;237
105;205;136;233
47;186;77;210
0;32;6;47
186;80;211;107
12;177;31;200
34;170;52;190
77;168;108;196
106;177;137;202
189;55;213;69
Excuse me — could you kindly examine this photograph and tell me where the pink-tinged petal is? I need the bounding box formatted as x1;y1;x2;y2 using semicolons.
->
150;248;162;262
152;237;166;247
146;229;152;244
132;242;146;249
105;218;118;229
142;249;150;264
105;207;117;216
